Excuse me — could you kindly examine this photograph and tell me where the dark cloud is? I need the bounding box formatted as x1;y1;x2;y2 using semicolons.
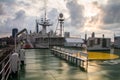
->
102;0;120;34
0;10;27;34
47;8;58;21
66;0;84;28
0;0;119;37
9;10;27;28
0;0;16;7
0;0;31;36
0;0;43;37
47;8;59;30
0;0;17;17
0;3;4;15
101;23;120;35
14;10;26;20
103;2;120;24
108;0;120;4
0;0;15;3
102;23;120;30
18;1;30;7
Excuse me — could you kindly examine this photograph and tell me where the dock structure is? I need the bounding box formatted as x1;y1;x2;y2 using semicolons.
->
51;46;88;71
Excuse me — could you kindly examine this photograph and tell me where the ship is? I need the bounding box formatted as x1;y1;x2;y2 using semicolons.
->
21;0;66;48
27;12;84;48
28;12;65;48
24;0;84;49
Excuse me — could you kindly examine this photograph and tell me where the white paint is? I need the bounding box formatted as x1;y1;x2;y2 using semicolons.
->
10;52;19;73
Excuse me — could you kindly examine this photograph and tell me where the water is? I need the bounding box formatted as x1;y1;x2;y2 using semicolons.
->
20;49;120;80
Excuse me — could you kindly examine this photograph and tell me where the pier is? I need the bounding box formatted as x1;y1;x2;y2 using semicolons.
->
51;46;88;71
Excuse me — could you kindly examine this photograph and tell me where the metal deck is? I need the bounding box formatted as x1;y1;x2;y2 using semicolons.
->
17;49;120;80
19;49;87;80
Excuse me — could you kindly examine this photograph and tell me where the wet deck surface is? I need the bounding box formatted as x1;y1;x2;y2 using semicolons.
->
19;49;120;80
19;49;87;80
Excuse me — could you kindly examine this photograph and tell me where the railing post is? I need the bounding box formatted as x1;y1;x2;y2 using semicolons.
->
2;62;5;80
51;46;88;71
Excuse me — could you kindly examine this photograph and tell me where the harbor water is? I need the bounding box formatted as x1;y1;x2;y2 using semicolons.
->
20;49;120;80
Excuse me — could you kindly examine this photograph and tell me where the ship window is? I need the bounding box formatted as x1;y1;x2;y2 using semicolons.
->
90;40;94;47
102;39;107;47
97;38;100;44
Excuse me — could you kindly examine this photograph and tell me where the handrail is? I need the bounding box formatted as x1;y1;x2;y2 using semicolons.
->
52;46;89;71
0;58;10;74
0;47;13;64
0;51;12;80
0;54;10;67
4;64;11;80
52;46;88;60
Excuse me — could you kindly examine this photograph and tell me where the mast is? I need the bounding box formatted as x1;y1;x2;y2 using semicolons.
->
44;0;47;20
37;0;52;35
55;13;64;37
85;31;87;44
59;13;64;37
36;19;39;33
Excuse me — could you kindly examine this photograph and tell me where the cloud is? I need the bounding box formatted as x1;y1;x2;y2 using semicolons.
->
18;1;30;7
66;0;84;28
47;8;59;31
0;10;26;33
0;0;15;3
102;23;120;30
0;3;5;15
103;1;120;24
0;0;120;38
101;0;120;35
0;0;37;37
47;8;59;22
14;10;26;20
82;1;105;33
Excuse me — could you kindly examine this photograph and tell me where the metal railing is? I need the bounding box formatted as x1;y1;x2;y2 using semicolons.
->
0;29;27;80
51;46;89;71
0;52;11;80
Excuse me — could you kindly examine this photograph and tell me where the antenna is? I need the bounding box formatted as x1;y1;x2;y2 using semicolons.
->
36;19;39;33
44;0;47;20
55;13;65;37
35;0;52;35
85;31;87;44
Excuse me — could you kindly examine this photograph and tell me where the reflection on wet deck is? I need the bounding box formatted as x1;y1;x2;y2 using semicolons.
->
19;49;120;80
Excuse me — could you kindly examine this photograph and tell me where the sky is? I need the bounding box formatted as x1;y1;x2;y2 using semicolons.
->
0;0;120;39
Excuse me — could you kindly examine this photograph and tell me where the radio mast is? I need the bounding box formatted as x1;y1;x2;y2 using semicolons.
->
36;0;52;35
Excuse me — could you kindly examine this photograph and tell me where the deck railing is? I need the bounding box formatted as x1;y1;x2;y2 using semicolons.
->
0;52;11;80
51;46;88;71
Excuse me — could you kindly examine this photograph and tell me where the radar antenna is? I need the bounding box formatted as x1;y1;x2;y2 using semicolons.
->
44;0;47;20
55;13;65;37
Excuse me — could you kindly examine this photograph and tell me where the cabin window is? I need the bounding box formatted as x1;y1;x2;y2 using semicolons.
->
102;39;107;47
97;38;100;45
90;40;94;47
